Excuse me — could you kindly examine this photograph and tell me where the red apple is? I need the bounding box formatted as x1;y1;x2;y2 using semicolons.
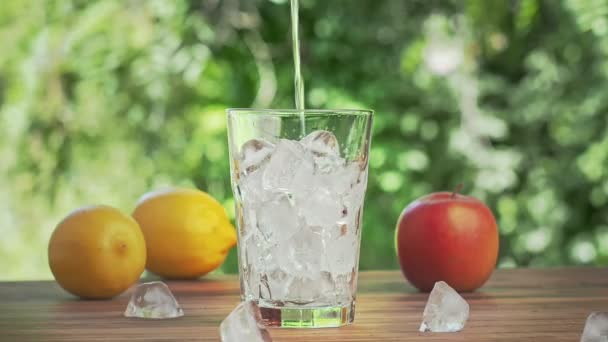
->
395;190;499;292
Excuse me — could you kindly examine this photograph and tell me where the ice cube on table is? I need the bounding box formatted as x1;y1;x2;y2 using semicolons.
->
220;301;272;342
419;281;469;332
240;139;275;174
581;312;608;342
124;281;184;319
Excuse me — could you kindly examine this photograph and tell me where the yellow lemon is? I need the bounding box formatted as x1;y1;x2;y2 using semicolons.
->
48;205;146;299
133;188;237;279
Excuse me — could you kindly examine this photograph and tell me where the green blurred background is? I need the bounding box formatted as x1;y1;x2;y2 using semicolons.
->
1;0;608;280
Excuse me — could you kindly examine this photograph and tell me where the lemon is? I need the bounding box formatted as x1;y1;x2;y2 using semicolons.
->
133;188;237;279
48;205;146;299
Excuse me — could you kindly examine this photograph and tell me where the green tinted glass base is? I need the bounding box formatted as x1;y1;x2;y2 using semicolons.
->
258;302;355;328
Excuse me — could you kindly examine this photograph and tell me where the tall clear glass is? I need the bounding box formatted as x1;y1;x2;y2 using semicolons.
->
226;109;373;328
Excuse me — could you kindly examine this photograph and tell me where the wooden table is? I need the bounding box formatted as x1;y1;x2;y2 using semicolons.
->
1;268;607;341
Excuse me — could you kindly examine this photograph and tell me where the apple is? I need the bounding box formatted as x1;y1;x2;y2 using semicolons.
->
395;189;499;292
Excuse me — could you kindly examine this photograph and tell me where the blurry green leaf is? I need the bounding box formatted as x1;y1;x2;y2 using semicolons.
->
564;0;608;36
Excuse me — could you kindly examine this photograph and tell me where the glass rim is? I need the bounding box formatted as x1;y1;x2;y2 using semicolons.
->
226;108;373;117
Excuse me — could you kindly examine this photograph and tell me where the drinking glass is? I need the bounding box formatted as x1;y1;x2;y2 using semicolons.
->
226;109;373;328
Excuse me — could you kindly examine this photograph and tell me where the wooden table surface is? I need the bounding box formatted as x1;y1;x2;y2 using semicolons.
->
1;268;606;341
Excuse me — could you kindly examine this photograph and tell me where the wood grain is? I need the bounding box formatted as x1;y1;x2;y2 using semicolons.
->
1;268;607;341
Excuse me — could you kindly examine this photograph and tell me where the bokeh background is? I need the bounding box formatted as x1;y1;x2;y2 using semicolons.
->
1;0;608;280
